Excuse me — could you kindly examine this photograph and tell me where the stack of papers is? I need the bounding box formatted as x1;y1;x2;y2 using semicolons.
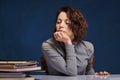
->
0;61;41;72
0;61;41;79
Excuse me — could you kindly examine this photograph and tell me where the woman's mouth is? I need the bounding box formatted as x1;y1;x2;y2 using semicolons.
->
57;30;63;32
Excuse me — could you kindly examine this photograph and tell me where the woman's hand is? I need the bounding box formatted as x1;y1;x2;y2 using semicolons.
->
54;31;72;45
95;71;110;75
94;71;110;79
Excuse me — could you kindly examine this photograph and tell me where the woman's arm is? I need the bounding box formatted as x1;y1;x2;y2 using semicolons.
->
42;40;77;76
83;41;95;75
85;55;95;75
84;41;110;75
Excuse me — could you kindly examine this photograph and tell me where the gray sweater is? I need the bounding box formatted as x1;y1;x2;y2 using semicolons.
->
42;38;95;76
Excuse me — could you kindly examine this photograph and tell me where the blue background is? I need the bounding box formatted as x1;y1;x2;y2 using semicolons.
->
0;0;120;74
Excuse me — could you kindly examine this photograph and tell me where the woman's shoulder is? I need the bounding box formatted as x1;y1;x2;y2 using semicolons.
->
82;40;94;54
42;38;53;50
43;38;54;43
42;38;54;45
82;41;94;47
42;38;58;49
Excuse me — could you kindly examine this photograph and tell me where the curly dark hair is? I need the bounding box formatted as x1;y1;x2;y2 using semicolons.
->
54;6;88;43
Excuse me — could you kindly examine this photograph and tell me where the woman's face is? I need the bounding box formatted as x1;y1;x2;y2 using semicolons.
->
56;12;74;40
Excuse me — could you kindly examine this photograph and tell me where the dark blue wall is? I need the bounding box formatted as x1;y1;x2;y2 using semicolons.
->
0;0;120;74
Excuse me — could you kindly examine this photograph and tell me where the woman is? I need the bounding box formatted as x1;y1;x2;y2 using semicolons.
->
41;6;109;76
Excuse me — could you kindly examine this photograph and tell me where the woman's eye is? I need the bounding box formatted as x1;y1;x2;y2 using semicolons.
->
66;20;71;25
66;22;70;24
56;20;61;24
56;21;60;24
66;22;70;25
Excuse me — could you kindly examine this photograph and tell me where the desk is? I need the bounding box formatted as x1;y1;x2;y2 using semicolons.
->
31;74;120;80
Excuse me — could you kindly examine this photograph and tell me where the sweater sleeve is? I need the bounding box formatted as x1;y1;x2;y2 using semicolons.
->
42;40;77;76
84;41;95;75
86;55;95;75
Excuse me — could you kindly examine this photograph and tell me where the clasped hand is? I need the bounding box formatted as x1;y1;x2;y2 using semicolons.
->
54;31;72;45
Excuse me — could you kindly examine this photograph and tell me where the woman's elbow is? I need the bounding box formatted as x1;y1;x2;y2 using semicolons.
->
66;71;77;76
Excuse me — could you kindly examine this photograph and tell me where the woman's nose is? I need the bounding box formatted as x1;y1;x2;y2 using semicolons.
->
59;22;65;28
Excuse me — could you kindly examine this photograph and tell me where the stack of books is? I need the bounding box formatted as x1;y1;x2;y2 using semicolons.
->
0;61;41;80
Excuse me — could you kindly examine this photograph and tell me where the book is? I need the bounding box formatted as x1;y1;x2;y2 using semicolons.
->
0;61;37;66
0;64;38;69
0;77;34;80
0;72;26;78
0;66;41;72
